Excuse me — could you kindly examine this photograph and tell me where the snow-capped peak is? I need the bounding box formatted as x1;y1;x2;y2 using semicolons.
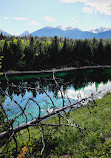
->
55;26;74;31
90;27;111;33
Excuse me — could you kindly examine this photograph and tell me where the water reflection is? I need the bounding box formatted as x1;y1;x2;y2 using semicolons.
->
1;69;111;97
63;81;111;100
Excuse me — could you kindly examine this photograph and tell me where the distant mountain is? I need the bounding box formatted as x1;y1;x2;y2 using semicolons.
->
30;26;95;39
90;27;111;33
96;30;111;39
19;31;30;37
31;26;64;37
0;29;11;36
64;29;94;39
20;26;111;39
1;27;111;39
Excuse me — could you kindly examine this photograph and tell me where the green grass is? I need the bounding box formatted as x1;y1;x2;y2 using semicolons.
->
1;93;111;157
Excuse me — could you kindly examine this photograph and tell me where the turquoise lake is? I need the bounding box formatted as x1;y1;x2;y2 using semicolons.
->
1;68;111;127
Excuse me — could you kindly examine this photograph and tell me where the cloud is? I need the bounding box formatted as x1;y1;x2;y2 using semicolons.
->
10;32;20;36
82;7;94;14
12;17;29;21
43;16;56;22
4;17;9;20
3;16;29;21
70;17;78;22
59;0;111;15
29;20;39;26
59;0;77;3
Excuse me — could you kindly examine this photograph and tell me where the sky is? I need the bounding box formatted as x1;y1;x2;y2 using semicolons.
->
0;0;111;35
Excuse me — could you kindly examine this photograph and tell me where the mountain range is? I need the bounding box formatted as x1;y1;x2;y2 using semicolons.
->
1;26;111;39
19;31;30;37
0;29;11;36
21;26;111;39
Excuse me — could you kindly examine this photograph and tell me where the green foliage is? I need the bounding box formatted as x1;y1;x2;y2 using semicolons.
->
0;35;111;71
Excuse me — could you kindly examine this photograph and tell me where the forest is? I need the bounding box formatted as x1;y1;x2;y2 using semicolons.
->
0;33;111;71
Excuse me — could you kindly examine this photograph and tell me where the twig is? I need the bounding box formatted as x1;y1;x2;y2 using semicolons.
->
39;126;45;157
53;71;65;107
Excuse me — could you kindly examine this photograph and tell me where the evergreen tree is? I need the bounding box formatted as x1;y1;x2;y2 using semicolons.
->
97;39;104;64
2;40;13;70
0;33;4;40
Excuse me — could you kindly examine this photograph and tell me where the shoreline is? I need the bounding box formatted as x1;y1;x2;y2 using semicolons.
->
1;65;111;75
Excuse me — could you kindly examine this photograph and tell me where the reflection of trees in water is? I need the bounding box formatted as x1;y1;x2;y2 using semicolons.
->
1;69;111;97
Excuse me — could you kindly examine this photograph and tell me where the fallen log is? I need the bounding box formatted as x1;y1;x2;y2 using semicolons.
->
0;97;87;139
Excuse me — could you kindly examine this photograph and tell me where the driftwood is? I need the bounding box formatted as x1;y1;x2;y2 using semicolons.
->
2;65;111;75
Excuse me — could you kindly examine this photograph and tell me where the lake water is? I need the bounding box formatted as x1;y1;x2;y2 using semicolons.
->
1;68;111;126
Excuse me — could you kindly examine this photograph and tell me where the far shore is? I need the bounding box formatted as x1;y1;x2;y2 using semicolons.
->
1;65;111;75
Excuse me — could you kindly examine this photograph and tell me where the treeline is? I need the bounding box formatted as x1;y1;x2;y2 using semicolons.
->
0;34;111;71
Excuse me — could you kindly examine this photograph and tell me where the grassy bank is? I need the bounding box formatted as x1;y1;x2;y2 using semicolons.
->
1;93;111;157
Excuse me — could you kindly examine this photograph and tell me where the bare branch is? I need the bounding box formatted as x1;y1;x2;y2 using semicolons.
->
53;71;65;107
0;95;95;139
39;126;45;157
